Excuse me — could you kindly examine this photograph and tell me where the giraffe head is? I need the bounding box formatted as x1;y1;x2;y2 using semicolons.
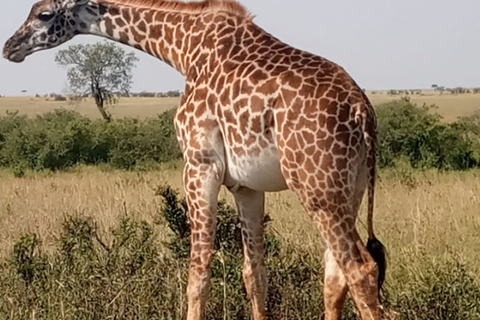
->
3;0;102;62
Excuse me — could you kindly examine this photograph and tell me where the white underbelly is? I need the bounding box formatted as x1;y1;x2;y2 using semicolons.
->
224;147;288;192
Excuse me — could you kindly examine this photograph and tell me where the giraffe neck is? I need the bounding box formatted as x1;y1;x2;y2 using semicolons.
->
86;1;211;75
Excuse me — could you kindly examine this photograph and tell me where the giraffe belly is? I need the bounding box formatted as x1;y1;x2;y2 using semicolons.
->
224;148;288;192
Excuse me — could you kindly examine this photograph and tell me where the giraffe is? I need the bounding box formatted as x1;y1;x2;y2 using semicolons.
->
3;0;387;319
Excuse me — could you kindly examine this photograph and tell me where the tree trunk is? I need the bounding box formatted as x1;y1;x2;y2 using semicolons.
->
95;98;112;122
92;84;112;122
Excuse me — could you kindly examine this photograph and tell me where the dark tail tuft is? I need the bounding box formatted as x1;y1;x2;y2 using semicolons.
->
367;236;387;291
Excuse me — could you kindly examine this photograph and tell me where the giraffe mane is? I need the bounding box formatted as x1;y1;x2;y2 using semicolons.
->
98;0;254;20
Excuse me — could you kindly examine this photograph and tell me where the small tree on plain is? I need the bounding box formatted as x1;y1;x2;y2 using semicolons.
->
55;41;138;121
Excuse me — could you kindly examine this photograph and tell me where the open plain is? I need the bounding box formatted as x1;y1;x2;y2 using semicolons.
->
0;92;479;318
1;90;479;121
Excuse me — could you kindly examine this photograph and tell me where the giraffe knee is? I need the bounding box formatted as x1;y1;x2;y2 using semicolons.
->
362;260;380;287
346;261;379;287
345;261;381;314
325;248;349;278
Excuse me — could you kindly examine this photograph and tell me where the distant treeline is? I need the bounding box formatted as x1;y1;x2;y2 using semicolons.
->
30;91;183;100
378;87;480;95
4;88;480;98
129;90;183;98
0;98;479;173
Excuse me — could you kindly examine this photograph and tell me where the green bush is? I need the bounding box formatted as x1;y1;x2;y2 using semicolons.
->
0;109;182;171
1;100;479;172
0;110;97;169
454;110;480;161
108;110;181;169
376;98;478;170
0;110;28;146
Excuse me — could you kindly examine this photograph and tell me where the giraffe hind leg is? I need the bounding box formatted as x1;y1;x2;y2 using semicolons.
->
311;207;383;320
324;248;349;320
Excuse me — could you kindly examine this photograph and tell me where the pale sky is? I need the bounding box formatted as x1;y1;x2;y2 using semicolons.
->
0;0;479;96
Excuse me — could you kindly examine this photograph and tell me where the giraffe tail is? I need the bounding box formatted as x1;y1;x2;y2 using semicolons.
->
367;237;386;292
362;101;387;292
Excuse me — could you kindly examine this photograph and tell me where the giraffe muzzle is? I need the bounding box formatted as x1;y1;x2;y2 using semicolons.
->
3;35;28;63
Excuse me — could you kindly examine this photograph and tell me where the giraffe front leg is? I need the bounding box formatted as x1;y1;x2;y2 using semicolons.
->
184;160;223;320
232;187;267;320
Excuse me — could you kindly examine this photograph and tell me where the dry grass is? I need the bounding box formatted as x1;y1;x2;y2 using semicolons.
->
0;96;180;119
367;91;480;122
0;165;479;286
0;163;180;259
1;92;479;122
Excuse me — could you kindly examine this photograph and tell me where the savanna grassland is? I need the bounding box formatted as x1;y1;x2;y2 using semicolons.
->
0;96;180;119
2;90;480;121
0;165;479;319
0;165;479;276
368;91;480;122
0;93;479;319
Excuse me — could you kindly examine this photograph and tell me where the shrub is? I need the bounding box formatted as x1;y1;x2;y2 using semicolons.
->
108;109;181;169
1;101;479;172
11;234;48;287
454;110;480;161
376;98;478;170
0;110;94;170
0;110;28;158
0;109;182;171
53;95;67;101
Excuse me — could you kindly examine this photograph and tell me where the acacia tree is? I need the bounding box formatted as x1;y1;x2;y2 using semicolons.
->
55;41;138;121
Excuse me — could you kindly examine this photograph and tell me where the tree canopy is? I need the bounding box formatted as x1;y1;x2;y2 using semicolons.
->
55;41;138;121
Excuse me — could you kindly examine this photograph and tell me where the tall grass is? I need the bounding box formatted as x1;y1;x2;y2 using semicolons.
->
0;166;479;319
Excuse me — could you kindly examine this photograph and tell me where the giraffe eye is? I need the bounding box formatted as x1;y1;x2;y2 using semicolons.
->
38;12;54;22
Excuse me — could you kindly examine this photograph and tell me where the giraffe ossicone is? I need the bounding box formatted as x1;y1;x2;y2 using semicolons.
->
4;1;387;319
